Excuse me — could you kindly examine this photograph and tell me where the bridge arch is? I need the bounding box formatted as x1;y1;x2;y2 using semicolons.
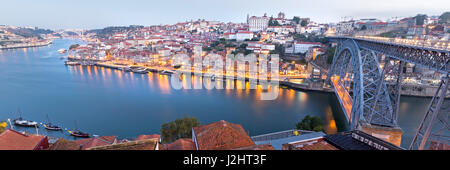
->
329;39;398;130
327;36;449;149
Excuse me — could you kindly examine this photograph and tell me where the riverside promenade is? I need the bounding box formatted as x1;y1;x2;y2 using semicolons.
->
0;40;53;50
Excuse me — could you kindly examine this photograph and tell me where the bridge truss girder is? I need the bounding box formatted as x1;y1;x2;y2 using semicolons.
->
329;39;399;129
355;39;449;74
409;76;450;150
328;37;449;150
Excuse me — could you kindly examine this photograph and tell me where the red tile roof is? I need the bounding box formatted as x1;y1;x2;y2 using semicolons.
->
297;140;338;150
234;144;275;150
163;138;196;150
193;120;255;150
0;129;48;150
72;136;117;150
283;138;338;150
136;134;160;141
48;138;81;150
88;139;158;150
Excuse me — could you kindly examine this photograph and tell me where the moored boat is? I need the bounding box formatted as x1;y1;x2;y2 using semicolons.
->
13;118;38;127
65;61;80;65
68;121;90;138
43;123;62;131
13;109;38;127
43;114;62;131
68;130;90;138
119;66;131;72
58;49;67;54
160;70;174;75
131;67;149;74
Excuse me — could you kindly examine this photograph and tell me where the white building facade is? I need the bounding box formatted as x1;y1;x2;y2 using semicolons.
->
248;16;270;32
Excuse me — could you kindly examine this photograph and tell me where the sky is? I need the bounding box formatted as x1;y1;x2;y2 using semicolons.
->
0;0;448;30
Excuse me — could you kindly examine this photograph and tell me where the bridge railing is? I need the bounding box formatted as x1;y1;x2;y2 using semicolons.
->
354;36;450;51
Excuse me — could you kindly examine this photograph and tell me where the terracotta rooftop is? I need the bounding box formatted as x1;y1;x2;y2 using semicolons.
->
163;138;196;150
287;138;338;150
233;144;275;150
0;129;47;150
48;138;81;150
87;139;158;150
72;136;117;150
136;134;160;141
193;120;255;150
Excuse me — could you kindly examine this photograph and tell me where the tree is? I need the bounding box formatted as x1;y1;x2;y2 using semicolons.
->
361;25;367;30
160;116;200;143
293;16;301;24
296;115;324;132
439;12;450;24
415;14;427;26
300;20;308;27
269;17;281;26
326;46;336;64
239;43;248;49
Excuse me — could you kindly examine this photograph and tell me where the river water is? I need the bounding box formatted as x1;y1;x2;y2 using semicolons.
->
0;39;430;148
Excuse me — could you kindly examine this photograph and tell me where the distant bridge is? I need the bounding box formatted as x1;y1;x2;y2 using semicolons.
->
326;36;449;149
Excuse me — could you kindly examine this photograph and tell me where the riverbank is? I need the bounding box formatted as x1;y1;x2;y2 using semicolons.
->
0;40;53;50
90;60;443;98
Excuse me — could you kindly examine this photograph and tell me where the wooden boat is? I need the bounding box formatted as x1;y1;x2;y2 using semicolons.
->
132;68;149;74
58;49;67;54
43;114;62;131
68;130;90;138
43;123;62;131
13;109;38;127
159;70;174;75
119;66;131;72
65;61;80;65
14;118;38;127
68;121;89;138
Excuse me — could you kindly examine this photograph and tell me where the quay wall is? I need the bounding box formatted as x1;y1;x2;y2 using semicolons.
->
0;41;52;50
89;62;442;98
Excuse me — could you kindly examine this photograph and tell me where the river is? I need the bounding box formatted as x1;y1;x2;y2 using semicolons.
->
0;39;430;148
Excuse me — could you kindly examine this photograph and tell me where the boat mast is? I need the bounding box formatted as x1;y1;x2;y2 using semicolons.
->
46;113;51;124
74;120;78;131
17;108;22;119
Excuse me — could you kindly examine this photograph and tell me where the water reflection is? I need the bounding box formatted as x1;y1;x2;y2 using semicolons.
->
62;65;348;138
0;39;397;147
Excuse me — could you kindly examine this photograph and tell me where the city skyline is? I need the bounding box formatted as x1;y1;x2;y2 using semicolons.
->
0;0;448;29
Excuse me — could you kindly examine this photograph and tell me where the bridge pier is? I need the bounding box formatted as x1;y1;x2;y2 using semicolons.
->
358;122;403;147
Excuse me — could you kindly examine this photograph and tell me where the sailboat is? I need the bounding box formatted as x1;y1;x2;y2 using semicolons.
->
68;120;89;138
42;114;62;131
13;109;38;127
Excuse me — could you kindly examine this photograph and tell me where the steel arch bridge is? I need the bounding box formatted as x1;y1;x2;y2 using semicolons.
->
326;36;449;150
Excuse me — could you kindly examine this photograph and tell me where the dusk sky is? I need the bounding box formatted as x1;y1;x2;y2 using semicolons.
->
0;0;448;29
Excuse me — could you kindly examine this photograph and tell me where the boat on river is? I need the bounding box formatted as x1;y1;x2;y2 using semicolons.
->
160;70;174;75
119;66;132;72
58;49;67;54
129;66;148;74
42;114;62;131
132;68;149;74
65;61;80;65
68;130;90;138
14;118;38;127
68;121;89;138
13;109;38;127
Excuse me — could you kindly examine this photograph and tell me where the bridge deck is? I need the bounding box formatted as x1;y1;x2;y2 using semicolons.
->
330;76;352;123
